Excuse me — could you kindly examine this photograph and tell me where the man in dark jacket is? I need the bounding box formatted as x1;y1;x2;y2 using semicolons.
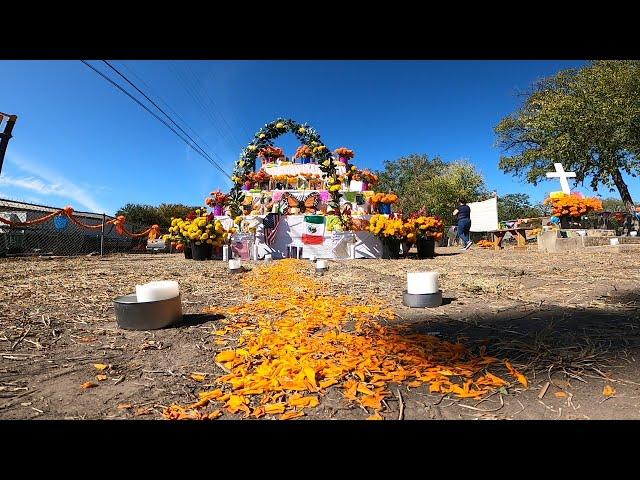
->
453;198;472;250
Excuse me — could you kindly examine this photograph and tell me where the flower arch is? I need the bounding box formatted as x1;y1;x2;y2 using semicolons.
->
231;118;339;191
230;118;350;225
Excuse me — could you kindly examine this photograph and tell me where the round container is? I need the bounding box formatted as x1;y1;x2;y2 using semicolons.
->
402;290;442;308
114;294;183;330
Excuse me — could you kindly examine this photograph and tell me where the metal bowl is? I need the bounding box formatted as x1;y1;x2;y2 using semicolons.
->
402;290;442;308
114;294;183;330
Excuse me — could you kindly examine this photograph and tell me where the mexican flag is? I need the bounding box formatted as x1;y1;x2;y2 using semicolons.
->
302;215;325;245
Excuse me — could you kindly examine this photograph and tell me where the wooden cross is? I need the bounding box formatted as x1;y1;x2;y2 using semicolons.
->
546;163;576;194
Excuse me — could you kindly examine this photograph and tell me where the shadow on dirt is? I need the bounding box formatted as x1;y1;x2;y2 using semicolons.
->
170;313;224;328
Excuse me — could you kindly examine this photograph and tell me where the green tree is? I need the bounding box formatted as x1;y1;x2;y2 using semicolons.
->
116;203;199;228
600;197;626;212
495;60;640;214
376;154;447;197
376;156;488;225
497;193;545;221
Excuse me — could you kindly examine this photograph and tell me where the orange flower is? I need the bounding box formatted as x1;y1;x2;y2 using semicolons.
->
543;193;603;217
164;260;522;421
293;145;313;159
334;147;354;159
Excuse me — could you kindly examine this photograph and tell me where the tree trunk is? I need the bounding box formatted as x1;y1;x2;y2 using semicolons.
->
611;168;635;214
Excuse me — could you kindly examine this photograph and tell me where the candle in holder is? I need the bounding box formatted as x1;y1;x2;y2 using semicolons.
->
309;254;316;262
135;280;180;302
316;259;328;270
407;272;439;295
252;243;259;260
222;245;229;261
229;258;242;271
264;254;272;263
348;243;356;259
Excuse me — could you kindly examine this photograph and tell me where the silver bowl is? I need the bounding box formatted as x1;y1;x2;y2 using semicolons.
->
402;290;442;308
114;294;183;330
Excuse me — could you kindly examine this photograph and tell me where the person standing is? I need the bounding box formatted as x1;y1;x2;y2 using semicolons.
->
453;198;472;250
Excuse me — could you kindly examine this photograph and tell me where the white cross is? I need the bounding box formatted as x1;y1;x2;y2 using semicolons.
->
546;163;576;194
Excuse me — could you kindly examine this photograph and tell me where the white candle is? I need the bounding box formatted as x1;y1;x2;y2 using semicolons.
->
610;238;619;246
348;243;356;259
407;272;439;295
222;245;229;261
264;254;272;263
252;243;259;260
309;254;316;262
316;259;328;269
229;259;242;270
135;280;180;302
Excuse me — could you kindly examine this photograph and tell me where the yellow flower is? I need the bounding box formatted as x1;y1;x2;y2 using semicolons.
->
259;133;266;139
248;145;257;151
275;122;285;129
329;185;341;192
322;160;330;167
298;127;306;133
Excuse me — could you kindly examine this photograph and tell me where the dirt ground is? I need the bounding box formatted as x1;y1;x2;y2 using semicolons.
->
1;245;639;420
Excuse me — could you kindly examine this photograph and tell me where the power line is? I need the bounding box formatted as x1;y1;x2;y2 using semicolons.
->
184;62;249;147
169;63;234;150
80;60;232;181
116;61;224;162
102;60;232;178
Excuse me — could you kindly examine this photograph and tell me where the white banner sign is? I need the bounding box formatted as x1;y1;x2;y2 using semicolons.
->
468;197;499;232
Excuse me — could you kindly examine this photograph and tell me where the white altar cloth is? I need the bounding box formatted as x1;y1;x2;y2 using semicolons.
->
216;215;382;259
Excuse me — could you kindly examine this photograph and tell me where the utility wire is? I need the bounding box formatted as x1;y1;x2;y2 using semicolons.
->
184;62;249;146
116;60;223;163
169;62;240;153
80;60;232;180
102;60;231;177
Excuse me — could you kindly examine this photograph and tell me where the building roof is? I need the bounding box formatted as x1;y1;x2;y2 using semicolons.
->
0;198;114;220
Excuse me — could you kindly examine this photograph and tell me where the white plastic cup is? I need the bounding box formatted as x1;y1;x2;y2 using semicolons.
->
610;238;620;246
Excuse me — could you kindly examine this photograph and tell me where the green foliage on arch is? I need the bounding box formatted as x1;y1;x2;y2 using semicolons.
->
230;118;350;224
231;118;339;189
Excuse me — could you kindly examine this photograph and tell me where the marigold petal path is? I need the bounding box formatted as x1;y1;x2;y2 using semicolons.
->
163;259;525;420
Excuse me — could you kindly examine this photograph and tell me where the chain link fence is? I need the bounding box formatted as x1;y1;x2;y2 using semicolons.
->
0;198;161;256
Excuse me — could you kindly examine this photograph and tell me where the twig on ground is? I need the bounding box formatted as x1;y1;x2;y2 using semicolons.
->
396;388;404;420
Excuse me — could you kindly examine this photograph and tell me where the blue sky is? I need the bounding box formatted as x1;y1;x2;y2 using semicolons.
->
1;60;637;215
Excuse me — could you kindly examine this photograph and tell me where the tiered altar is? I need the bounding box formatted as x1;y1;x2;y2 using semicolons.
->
218;118;387;259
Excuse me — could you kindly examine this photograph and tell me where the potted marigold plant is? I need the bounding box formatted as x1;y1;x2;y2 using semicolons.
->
180;209;229;261
404;212;444;259
169;217;192;259
206;189;230;216
368;214;408;259
543;193;603;229
334;147;354;165
258;146;284;165
360;169;379;191
370;192;399;215
294;145;314;165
